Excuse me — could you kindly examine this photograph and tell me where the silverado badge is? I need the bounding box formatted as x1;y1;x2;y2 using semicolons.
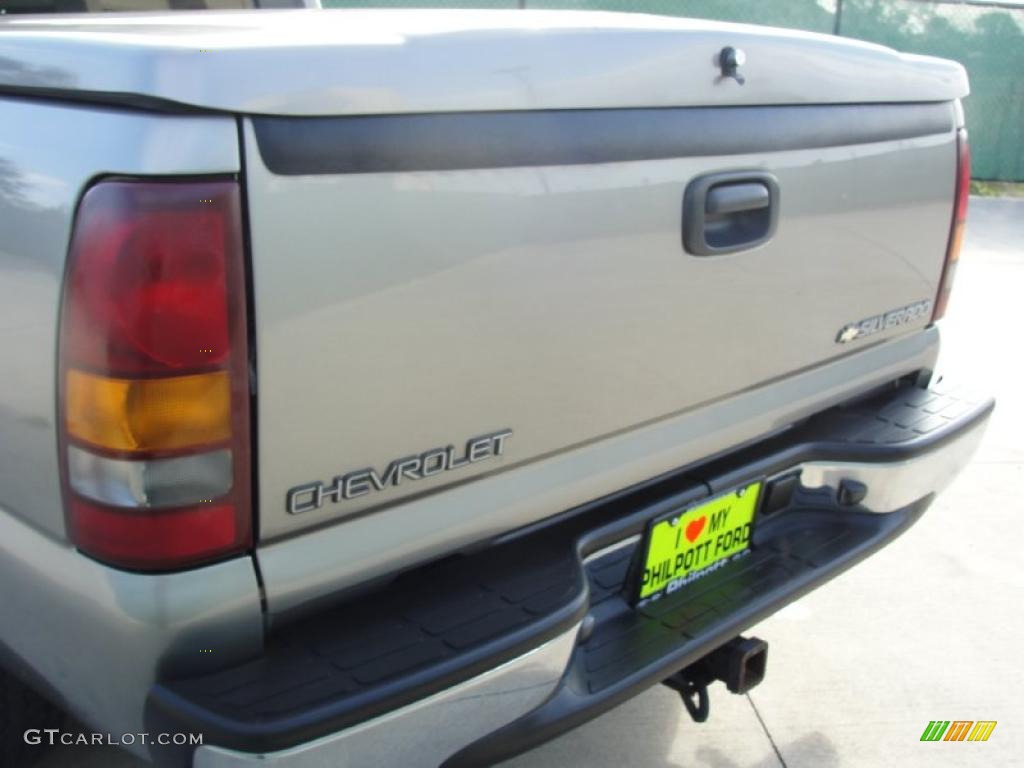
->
835;299;932;344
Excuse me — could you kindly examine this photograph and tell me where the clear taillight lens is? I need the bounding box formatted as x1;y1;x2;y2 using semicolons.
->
933;128;970;322
59;180;251;571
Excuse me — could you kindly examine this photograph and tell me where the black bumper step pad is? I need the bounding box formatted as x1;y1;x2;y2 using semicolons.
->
147;541;586;755
147;379;992;765
447;503;929;768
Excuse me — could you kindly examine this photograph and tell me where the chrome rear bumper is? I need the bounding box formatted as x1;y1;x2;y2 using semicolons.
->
151;380;990;768
799;409;987;514
193;628;580;768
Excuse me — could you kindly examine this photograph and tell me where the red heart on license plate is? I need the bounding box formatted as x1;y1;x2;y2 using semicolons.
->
685;516;706;543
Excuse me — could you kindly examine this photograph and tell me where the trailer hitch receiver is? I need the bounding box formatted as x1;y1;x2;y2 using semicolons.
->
663;635;768;723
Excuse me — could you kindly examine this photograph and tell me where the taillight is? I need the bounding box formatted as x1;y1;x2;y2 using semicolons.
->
59;180;251;571
933;128;970;321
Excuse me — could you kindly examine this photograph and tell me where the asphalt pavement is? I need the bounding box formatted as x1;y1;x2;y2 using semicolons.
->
38;197;1024;768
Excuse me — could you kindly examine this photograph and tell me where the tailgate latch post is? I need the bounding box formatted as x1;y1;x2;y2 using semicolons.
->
718;46;747;85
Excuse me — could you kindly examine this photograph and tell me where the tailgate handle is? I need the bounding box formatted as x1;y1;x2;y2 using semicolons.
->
683;172;780;256
706;183;769;215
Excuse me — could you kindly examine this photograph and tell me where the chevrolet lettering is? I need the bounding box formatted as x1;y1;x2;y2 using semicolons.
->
286;429;513;514
0;9;993;768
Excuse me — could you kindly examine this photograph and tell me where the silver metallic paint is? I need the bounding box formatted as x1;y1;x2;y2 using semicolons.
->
246;117;956;547
0;21;971;754
0;98;258;759
835;298;933;345
258;328;940;622
0;507;263;760
0;11;967;116
0;96;239;538
193;624;580;768
287;428;513;513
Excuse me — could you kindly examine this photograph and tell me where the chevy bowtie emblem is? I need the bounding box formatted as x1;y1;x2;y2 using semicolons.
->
837;325;862;344
836;299;932;344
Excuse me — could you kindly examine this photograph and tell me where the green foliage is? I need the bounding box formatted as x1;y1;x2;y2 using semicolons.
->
323;0;515;6
524;0;837;33
970;180;1024;197
840;0;1024;181
320;0;1024;181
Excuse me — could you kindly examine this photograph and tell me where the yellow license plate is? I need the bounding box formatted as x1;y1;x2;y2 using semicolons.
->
636;481;762;602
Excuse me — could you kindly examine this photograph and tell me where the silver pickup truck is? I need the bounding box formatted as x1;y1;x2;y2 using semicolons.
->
0;8;992;768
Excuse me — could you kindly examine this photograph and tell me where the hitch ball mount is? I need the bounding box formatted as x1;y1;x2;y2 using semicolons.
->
662;635;768;723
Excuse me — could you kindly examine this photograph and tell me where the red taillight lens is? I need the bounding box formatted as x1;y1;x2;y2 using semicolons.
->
69;499;241;568
933;129;970;322
62;183;233;375
59;180;251;571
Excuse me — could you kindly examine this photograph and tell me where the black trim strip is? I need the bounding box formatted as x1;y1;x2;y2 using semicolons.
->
253;102;954;175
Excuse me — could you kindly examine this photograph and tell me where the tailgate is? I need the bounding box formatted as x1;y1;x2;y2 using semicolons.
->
245;100;958;540
0;10;966;545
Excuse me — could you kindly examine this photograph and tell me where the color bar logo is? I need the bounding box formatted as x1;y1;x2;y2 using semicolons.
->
921;720;997;742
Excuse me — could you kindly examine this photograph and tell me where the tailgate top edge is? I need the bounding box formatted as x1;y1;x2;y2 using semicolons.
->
0;9;968;116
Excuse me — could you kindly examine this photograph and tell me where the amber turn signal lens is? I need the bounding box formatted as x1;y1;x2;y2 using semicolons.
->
59;179;251;571
65;369;231;453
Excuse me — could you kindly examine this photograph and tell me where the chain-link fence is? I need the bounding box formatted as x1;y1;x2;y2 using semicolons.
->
322;0;1023;181
838;1;1023;181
